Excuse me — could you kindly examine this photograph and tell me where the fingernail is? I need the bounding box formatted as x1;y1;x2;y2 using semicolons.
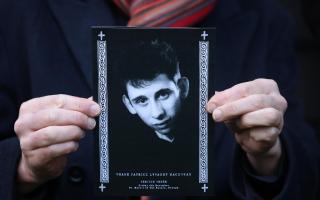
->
213;109;222;121
90;104;100;115
88;118;96;129
215;91;220;95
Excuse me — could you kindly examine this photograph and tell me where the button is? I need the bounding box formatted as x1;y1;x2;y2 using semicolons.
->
68;166;85;184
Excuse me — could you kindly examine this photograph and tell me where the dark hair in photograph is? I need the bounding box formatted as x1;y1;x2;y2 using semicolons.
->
115;39;179;90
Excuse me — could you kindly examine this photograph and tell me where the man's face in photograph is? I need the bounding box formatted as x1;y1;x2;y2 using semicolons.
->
123;74;183;135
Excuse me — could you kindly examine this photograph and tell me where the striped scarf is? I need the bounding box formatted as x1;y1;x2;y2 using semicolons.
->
113;0;217;27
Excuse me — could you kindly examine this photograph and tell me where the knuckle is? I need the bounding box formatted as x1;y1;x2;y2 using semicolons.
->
265;108;280;125
19;102;29;114
251;134;262;143
46;110;58;123
55;94;65;108
73;112;87;125
20;98;39;114
279;96;288;111
253;78;266;86
252;95;264;110
28;133;40;146
14;119;24;134
250;128;276;143
264;127;279;142
14;114;31;135
255;78;278;91
249;130;261;142
19;137;30;152
254;78;264;82
268;79;278;90
257;95;265;107
269;127;279;136
28;132;49;150
237;84;250;97
227;103;238;114
39;128;53;145
241;116;252;128
278;117;284;130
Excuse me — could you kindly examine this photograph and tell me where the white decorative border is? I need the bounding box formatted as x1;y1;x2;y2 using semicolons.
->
97;39;109;185
199;41;209;184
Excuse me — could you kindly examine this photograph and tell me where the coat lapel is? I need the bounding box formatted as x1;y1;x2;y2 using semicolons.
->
47;0;123;90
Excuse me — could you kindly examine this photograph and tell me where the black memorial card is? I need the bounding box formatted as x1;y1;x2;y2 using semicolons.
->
93;27;215;196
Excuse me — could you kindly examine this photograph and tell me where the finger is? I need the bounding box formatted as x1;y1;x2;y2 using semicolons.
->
20;126;85;151
230;108;283;130
211;94;286;122
19;94;100;117
26;141;79;165
248;126;280;143
207;79;280;112
17;108;96;132
235;127;280;154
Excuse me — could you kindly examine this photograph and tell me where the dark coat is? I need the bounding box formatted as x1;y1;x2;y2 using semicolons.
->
0;0;319;199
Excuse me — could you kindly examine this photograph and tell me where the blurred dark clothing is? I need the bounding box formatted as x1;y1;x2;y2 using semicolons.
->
280;0;320;140
0;0;319;199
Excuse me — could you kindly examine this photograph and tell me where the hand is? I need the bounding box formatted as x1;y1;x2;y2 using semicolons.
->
14;95;100;194
206;79;287;175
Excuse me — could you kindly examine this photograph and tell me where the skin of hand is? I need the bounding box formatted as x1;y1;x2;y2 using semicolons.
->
14;95;100;194
206;79;288;176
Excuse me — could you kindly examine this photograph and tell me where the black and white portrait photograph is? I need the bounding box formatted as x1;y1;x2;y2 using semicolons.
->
93;28;215;196
119;39;190;144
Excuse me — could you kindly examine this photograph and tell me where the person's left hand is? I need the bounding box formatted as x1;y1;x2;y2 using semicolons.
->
206;79;287;175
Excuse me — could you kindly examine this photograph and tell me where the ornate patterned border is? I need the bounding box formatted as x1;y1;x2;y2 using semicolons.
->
199;41;209;184
97;39;109;185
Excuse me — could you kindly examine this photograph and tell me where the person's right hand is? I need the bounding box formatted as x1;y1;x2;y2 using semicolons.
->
14;94;100;194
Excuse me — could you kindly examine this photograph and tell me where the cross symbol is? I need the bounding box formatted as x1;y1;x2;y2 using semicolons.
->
201;31;208;40
98;31;106;41
99;183;106;192
201;184;208;192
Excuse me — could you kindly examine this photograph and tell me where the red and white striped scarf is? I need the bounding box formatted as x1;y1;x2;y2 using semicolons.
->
113;0;218;27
